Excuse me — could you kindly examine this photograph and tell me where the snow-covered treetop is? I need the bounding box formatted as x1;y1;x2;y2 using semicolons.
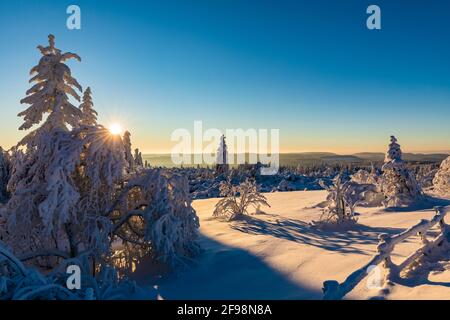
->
18;34;83;143
134;148;143;167
216;135;228;165
123;131;134;170
79;87;98;126
384;135;403;163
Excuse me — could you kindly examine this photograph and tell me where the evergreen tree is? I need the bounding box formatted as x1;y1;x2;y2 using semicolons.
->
79;87;98;126
381;136;422;207
433;156;450;196
1;34;200;284
215;135;229;174
123;131;134;171
18;34;83;146
134;148;143;167
0;147;11;202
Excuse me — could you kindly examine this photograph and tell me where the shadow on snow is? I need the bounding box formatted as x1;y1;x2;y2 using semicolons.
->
147;234;321;299
230;215;405;255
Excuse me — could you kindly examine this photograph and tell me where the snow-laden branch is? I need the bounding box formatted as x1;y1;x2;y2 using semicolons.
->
323;205;450;300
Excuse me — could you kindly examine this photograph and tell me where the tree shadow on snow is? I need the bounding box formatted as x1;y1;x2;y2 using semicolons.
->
382;196;450;213
150;234;322;299
230;215;406;255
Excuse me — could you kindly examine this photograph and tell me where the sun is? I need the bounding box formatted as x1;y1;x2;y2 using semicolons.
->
108;123;123;136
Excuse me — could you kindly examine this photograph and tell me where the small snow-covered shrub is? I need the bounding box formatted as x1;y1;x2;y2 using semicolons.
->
350;167;384;207
351;165;378;185
110;169;200;269
433;156;450;196
213;178;270;221
316;174;376;225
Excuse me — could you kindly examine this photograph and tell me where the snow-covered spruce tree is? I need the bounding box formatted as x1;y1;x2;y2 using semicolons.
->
433;156;450;196
123;131;134;172
213;178;270;221
18;34;82;146
0;148;11;202
79;87;98;126
381;136;422;207
4;35;200;271
215;135;229;175
134;148;143;167
3;35;84;255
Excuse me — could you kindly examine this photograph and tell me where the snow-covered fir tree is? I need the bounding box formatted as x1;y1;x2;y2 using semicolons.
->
18;34;82;147
0;147;10;202
381;136;422;207
123;131;134;171
134;148;143;167
79;87;98;126
215;135;229;174
1;35;200;276
433;156;450;196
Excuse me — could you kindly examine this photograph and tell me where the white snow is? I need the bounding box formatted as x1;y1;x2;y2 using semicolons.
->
144;190;450;300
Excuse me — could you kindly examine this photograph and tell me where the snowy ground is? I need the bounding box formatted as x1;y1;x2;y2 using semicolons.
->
137;191;450;300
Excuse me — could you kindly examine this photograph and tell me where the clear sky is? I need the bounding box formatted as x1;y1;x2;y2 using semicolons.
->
0;0;449;154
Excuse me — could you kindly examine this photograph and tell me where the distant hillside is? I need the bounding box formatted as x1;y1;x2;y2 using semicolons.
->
353;152;385;161
143;152;448;168
353;152;448;163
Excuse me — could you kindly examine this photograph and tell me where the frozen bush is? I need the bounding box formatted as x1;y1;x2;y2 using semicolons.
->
213;178;270;221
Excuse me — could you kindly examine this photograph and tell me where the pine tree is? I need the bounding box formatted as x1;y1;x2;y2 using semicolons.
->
134;148;143;167
123;131;134;171
215;135;229;174
433;156;450;196
2;34;201;282
0;147;10;202
381;136;422;207
79;87;98;126
385;135;402;162
18;34;83;146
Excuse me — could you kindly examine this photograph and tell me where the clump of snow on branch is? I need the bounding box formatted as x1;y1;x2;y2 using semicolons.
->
433;156;450;197
381;136;422;207
213;178;270;221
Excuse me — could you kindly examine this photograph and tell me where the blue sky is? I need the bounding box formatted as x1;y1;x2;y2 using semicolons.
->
0;0;449;153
